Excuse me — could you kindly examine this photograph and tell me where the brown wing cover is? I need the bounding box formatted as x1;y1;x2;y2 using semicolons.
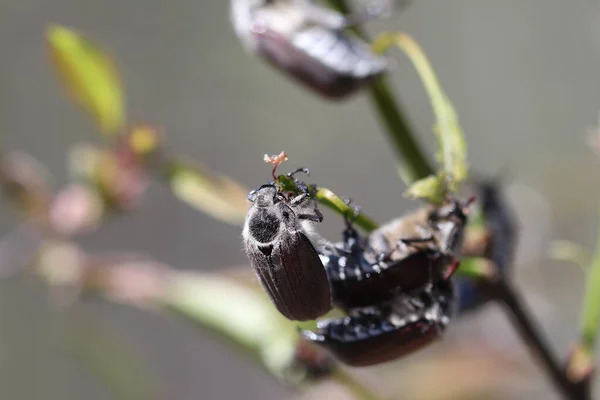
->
253;29;370;99
246;231;332;321
325;320;443;367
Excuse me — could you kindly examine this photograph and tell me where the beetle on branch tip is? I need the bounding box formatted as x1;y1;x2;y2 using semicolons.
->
229;0;397;99
242;168;332;321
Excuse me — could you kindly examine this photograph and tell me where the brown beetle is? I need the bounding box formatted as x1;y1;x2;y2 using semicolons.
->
242;181;332;321
230;0;390;99
301;279;455;366
321;197;473;310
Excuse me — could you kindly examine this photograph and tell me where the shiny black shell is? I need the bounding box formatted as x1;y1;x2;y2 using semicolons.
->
324;244;452;310
322;200;468;310
252;25;386;99
301;280;455;367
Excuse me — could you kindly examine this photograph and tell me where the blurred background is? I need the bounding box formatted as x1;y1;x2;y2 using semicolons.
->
1;0;600;399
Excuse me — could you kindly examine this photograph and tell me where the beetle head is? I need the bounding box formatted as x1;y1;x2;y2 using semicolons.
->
247;183;281;205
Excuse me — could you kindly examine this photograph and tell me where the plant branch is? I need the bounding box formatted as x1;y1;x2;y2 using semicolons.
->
482;279;589;400
367;78;434;183
325;0;434;185
562;202;600;399
276;174;380;232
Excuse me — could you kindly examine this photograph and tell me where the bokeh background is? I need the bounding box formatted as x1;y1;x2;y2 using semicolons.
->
1;0;600;399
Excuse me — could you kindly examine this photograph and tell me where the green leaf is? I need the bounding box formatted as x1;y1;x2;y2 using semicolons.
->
47;25;125;136
372;32;469;193
577;203;600;352
457;257;497;280
165;160;249;226
404;174;445;204
163;273;300;380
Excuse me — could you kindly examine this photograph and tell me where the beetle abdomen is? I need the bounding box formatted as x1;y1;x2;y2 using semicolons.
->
247;230;332;321
324;248;452;309
252;25;386;99
302;281;455;367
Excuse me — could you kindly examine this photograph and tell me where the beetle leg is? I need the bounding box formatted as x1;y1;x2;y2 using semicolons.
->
336;197;362;246
340;197;361;228
287;167;310;179
290;192;310;206
296;209;323;223
287;168;311;192
376;246;395;263
283;167;313;197
382;234;435;263
399;236;435;246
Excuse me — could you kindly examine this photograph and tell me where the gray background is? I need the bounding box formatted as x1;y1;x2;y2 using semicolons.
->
1;0;600;399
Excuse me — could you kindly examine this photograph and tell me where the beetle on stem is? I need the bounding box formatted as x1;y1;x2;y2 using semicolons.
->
242;167;332;321
321;197;473;310
301;279;456;367
229;0;396;99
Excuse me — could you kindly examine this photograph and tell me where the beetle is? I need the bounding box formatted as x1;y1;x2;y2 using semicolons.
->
242;171;332;321
321;197;473;310
301;279;456;367
229;0;391;99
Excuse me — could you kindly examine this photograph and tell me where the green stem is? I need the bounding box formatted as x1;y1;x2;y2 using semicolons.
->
488;280;587;400
277;175;379;232
325;0;434;184
578;203;600;351
368;78;434;183
561;202;600;398
315;187;379;232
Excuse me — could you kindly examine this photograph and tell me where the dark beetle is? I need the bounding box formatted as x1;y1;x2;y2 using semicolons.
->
322;198;472;310
301;279;456;367
229;0;390;99
242;181;332;321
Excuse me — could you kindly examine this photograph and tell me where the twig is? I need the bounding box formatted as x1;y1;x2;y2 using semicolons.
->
324;2;594;398
483;279;589;400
